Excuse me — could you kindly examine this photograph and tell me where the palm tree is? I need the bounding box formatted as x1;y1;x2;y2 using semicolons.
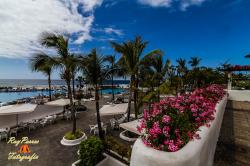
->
188;57;201;69
219;60;231;71
69;54;81;99
80;49;107;139
111;36;162;121
76;76;84;89
176;58;187;90
104;55;116;101
188;57;201;88
40;32;77;134
141;53;166;101
165;59;173;83
30;53;54;101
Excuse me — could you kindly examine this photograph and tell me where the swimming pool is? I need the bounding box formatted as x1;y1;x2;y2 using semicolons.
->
100;88;126;94
0;90;64;104
0;88;125;104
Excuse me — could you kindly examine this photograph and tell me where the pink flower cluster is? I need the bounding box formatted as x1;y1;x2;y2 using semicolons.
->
137;84;225;152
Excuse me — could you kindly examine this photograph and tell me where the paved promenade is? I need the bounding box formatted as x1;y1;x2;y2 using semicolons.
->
214;100;250;166
0;99;249;166
0;99;115;166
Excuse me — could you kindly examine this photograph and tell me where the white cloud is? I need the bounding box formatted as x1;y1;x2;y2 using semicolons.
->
104;0;119;8
0;0;103;58
104;27;123;36
180;0;206;11
137;0;207;10
137;0;172;7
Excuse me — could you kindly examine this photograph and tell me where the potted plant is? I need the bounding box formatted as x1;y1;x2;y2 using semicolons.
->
61;129;87;146
119;130;138;142
104;136;131;163
131;84;227;166
72;137;128;166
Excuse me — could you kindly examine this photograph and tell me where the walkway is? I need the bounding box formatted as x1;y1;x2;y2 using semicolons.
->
214;100;250;166
1;99;249;166
0;98;117;166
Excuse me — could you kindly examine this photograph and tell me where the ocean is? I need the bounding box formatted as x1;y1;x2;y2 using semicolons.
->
0;79;129;87
0;79;129;104
0;79;65;87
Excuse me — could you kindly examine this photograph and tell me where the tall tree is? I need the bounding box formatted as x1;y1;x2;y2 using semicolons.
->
111;36;162;120
176;58;187;89
188;57;201;69
104;55;116;101
40;32;77;134
141;53;165;101
188;57;202;88
80;49;107;139
76;76;84;89
30;53;54;101
69;54;80;99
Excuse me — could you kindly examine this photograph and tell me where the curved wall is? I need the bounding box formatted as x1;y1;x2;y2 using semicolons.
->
130;96;228;166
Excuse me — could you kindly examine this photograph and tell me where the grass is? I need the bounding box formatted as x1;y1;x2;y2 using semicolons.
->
64;129;83;140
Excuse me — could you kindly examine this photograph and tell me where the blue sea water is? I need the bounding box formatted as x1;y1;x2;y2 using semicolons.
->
0;79;129;87
0;79;65;87
0;79;129;103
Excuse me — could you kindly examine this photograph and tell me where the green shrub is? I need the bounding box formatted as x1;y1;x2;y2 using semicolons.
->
64;129;83;140
105;136;132;160
79;137;104;166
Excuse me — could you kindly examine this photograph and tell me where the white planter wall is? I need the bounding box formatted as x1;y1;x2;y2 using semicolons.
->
61;132;87;146
119;130;138;142
130;96;228;166
228;90;250;102
96;153;127;166
72;153;127;166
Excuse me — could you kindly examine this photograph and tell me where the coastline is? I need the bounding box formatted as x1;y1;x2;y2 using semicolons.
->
0;79;129;107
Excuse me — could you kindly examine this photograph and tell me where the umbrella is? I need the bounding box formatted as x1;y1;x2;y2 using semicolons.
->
0;104;37;126
119;119;142;135
45;99;77;113
99;103;128;116
45;99;72;106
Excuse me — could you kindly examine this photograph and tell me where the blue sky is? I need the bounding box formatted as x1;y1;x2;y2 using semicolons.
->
0;0;249;79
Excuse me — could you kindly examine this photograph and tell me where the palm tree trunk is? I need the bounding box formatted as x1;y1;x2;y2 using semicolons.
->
72;75;75;99
67;79;76;134
157;80;160;102
127;75;134;122
48;74;52;101
134;75;139;119
79;79;82;89
95;84;104;140
111;72;114;101
100;84;103;99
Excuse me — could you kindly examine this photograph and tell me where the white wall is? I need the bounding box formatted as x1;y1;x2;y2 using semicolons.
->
130;97;228;166
228;90;250;102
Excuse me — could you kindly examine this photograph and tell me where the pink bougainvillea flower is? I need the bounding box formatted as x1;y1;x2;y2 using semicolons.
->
139;84;225;152
149;122;162;138
162;115;171;123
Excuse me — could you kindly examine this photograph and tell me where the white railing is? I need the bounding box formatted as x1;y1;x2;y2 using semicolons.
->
228;90;250;102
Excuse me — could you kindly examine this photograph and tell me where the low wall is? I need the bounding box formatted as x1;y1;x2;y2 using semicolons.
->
228;90;250;102
226;100;250;110
130;96;228;166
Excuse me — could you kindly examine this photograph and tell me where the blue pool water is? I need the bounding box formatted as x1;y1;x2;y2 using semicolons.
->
0;88;125;104
100;88;126;95
0;90;64;103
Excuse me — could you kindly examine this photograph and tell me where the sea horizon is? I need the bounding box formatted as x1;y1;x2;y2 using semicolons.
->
0;79;130;87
